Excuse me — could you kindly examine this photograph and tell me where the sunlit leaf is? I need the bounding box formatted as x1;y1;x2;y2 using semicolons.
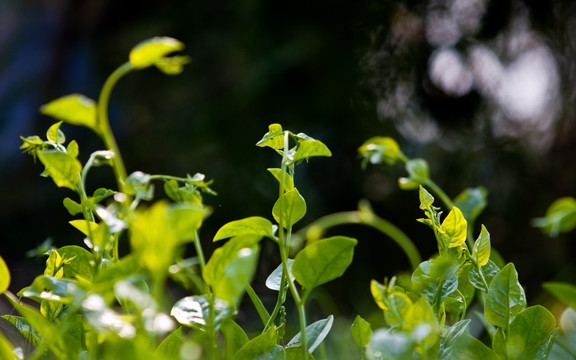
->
37;150;82;190
485;263;526;328
203;235;261;307
0;256;10;293
287;315;334;353
57;245;96;281
129;37;185;69
507;305;556;360
419;186;435;210
265;259;294;291
267;168;295;191
358;136;405;166
213;216;274;242
292;236;357;290
170;295;233;332
46;121;66;144
472;225;491;267
272;187;306;229
40;94;97;130
66;140;79;158
290;139;332;164
351;315;373;348
167;202;205;243
439;207;467;249
155;55;191;75
0;332;17;360
256;123;285;150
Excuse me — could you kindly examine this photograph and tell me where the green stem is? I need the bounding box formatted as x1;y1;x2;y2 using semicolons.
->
264;272;287;332
97;61;134;194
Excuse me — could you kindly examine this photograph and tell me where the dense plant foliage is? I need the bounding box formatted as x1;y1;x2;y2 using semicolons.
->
1;37;576;360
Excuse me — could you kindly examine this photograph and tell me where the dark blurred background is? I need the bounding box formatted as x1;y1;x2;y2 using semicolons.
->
1;0;576;325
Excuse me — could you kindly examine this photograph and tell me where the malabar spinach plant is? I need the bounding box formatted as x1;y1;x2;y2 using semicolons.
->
0;37;358;360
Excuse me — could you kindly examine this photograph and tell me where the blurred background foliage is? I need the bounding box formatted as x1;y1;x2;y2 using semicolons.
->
1;0;576;324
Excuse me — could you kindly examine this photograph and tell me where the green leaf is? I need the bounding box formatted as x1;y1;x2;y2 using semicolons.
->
66;140;79;158
533;197;576;237
46;121;66;144
287;315;334;353
155;327;183;360
63;197;83;216
0;332;17;360
57;245;96;281
0;256;10;293
203;235;261;307
37;150;82;190
370;280;412;328
21;276;82;305
221;319;249;359
267;168;295;191
129;37;185;69
290;139;332;163
155;55;191;75
265;259;294;291
485;263;526;328
543;282;576;309
351;315;373;348
358;136;405;166
401;296;438;336
366;329;414;359
400;158;430;189
439;207;467;249
411;256;458;310
292;236;357;290
256;123;285;150
272;187;307;229
166;202;205;243
419;186;435;210
454;187;488;224
439;320;501;360
40;94;97;130
507;305;556;360
170;295;233;331
469;259;500;292
214;216;274;242
472;225;491;267
231;327;278;360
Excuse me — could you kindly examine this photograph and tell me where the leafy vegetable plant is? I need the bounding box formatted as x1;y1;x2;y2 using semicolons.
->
2;37;358;360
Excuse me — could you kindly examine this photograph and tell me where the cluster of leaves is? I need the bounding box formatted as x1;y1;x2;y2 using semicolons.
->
1;38;358;360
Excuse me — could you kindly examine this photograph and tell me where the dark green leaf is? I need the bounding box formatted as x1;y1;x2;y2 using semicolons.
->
469;260;500;292
292;236;357;290
40;94;97;130
272;187;306;229
507;305;556;360
214;217;274;242
485;263;526;328
454;187;488;224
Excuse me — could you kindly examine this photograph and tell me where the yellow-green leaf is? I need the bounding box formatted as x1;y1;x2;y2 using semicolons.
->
473;225;491;267
256;123;285;150
439;207;467;249
129;37;185;69
37;150;82;190
46;121;66;144
40;94;97;130
0;255;10;293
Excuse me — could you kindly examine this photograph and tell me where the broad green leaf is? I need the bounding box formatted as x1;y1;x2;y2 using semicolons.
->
231;327;278;360
401;295;437;334
411;256;458;310
369;279;413;328
37;150;82;190
267;168;295;191
69;219;109;252
400;158;430;189
272;187;307;229
58;245;96;281
419;186;435;210
63;197;82;215
256;123;285;150
439;207;467;249
156;327;182;360
290;139;332;163
469;259;500;292
40;94;97;130
358;136;405;166
472;225;491;267
44;250;64;278
507;305;556;360
214;216;274;242
46;121;65;144
203;235;261;307
5;296;80;360
21;276;82;305
166;202;205;243
533;197;576;237
543;282;576;309
438;319;500;360
351;315;373;348
292;236;357;290
366;329;414;359
265;259;294;291
0;256;9;293
170;295;233;331
454;187;488;223
287;315;334;353
485;263;526;328
285;347;315;360
492;327;507;357
69;220;99;236
0;332;17;360
129;37;185;69
221;319;249;358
